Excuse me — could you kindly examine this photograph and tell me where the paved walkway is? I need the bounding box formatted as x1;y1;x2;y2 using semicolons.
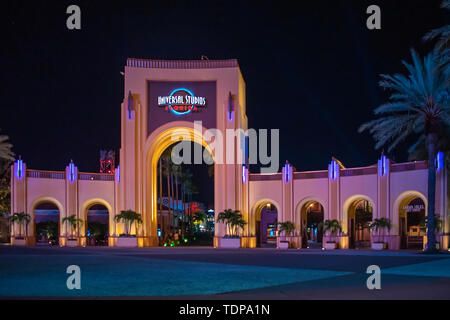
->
1;246;449;299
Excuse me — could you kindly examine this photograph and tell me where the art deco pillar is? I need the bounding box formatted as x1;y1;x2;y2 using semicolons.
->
10;159;29;245
376;155;395;248
63;160;78;246
327;159;345;248
435;152;448;249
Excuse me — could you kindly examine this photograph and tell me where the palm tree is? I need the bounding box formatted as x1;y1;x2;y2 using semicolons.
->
359;49;449;253
369;218;392;239
62;214;83;240
0;130;14;162
423;1;450;53
216;209;245;237
320;219;342;240
8;212;31;238
277;221;295;237
114;210;142;236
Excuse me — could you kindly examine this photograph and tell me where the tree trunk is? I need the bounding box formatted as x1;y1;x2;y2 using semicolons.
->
166;163;172;237
175;175;179;235
425;133;438;253
159;158;163;244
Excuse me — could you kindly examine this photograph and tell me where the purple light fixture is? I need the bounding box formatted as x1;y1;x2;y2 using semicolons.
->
227;91;234;122
115;165;120;183
283;162;291;183
436;151;444;171
68;160;77;183
242;165;248;184
328;160;339;181
127;90;134;120
378;155;388;177
15;157;24;180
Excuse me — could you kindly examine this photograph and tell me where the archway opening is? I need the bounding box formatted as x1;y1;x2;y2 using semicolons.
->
35;202;60;245
86;203;109;246
399;197;426;249
348;199;373;249
156;141;214;247
255;202;278;248
300;201;324;249
253;201;278;248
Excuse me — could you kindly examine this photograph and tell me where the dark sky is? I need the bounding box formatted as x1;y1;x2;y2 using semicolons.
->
0;0;447;205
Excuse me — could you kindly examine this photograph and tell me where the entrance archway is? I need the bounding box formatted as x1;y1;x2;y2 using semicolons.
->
144;123;215;247
34;201;60;245
86;203;109;246
156;142;214;247
344;197;374;249
300;201;324;248
396;193;427;249
251;200;279;248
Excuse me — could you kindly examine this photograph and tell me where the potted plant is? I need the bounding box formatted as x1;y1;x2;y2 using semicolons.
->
320;219;342;250
216;209;246;248
8;212;31;246
62;214;83;247
114;210;142;247
277;221;295;249
369;218;391;250
420;215;443;250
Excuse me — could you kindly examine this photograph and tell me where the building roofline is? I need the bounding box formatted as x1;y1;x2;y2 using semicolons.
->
126;58;239;70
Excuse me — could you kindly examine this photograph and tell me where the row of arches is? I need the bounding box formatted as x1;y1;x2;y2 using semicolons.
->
31;199;111;246
253;192;428;249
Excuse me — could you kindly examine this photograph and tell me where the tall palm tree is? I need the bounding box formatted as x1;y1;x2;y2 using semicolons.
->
0;130;14;162
423;1;450;53
8;212;31;238
359;49;449;253
114;210;142;236
62;214;83;239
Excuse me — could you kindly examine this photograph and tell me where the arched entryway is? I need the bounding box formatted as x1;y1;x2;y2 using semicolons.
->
300;201;324;249
344;197;374;249
251;200;279;248
34;201;60;245
396;193;427;249
145;124;216;247
86;203;109;246
156;142;214;247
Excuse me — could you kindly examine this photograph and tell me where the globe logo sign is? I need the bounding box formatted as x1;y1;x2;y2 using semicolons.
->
158;88;207;115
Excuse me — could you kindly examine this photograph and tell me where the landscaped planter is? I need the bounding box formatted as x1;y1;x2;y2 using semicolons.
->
278;241;289;249
371;242;386;250
220;238;241;248
13;238;26;246
66;239;78;247
116;236;138;248
324;242;337;250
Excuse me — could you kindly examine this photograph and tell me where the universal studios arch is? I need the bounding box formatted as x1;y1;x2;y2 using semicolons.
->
10;58;449;250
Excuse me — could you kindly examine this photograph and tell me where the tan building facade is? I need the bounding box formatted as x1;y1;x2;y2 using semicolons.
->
10;59;449;250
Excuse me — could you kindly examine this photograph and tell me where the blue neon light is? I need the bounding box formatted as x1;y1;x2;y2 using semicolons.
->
16;159;24;180
436;151;444;171
284;163;291;183
168;88;195;116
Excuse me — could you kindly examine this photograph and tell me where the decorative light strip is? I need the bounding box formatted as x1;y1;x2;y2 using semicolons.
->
227;92;234;122
378;155;388;177
436;151;444;171
115;165;120;183
15;159;24;180
68;161;77;183
127;91;133;120
283;162;291;183
242;165;248;184
328;160;339;181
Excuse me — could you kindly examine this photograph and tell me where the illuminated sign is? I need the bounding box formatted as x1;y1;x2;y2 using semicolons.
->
158;88;207;115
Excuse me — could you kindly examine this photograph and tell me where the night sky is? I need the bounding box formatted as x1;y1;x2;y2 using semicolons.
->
1;0;447;205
